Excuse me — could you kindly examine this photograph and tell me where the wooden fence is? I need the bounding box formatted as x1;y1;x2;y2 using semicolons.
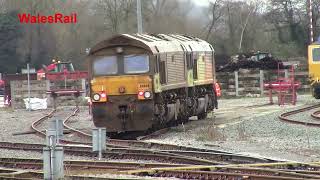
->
216;69;310;97
10;79;86;109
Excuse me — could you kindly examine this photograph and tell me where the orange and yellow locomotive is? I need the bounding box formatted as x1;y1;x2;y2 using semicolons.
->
308;37;320;99
87;34;219;133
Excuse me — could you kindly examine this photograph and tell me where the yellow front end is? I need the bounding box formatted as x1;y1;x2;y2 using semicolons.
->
308;44;320;83
91;75;152;101
90;75;154;132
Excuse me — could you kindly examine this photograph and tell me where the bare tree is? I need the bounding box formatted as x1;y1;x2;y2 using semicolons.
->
96;0;128;33
205;0;224;41
238;2;257;52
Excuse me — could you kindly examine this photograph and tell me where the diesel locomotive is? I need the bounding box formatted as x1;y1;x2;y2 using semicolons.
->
87;34;219;133
308;38;320;99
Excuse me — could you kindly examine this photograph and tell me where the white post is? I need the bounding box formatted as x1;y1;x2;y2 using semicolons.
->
98;128;102;160
235;71;239;97
81;79;86;97
308;0;314;44
260;70;264;96
284;69;289;79
137;0;143;33
27;63;31;111
44;130;64;180
92;128;106;160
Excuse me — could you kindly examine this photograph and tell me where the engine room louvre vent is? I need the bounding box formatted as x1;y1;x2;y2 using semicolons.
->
139;84;149;88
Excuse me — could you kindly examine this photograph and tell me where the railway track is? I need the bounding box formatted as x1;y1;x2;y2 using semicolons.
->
0;168;142;180
26;106;278;166
30;107;87;145
124;162;320;179
278;104;320;126
30;109;56;137
25;106;278;167
126;166;320;179
0;142;227;165
0;141;272;165
3;161;320;180
311;110;320;120
0;157;186;171
54;110;275;164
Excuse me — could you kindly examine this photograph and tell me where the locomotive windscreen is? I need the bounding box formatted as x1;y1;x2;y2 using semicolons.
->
312;48;320;62
92;54;149;76
93;56;118;75
124;54;149;74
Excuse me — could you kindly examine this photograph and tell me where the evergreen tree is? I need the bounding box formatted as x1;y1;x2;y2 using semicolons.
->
0;11;23;73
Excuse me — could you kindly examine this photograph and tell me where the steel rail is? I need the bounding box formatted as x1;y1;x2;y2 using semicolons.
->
62;116;237;155
124;161;320;174
136;128;170;140
0;169;143;180
30;107;90;145
28;107;275;165
0;141;273;165
30;109;56;137
62;108;92;140
0;157;186;171
278;104;320;127
128;168;319;180
311;110;320;120
160;150;273;164
0;142;224;165
38;109;270;164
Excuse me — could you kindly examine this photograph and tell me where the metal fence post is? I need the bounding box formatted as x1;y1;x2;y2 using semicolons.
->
44;130;64;180
81;79;86;97
27;63;31;111
260;70;264;96
49;119;63;144
235;71;239;97
92;128;107;160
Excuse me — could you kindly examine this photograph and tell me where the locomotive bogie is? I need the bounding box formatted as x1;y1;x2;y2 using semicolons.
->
92;95;154;131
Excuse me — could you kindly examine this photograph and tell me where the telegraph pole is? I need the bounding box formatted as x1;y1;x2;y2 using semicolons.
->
308;0;314;44
137;0;143;33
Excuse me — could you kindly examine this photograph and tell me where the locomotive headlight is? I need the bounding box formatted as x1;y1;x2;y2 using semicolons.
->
144;91;151;98
138;91;144;96
93;93;100;101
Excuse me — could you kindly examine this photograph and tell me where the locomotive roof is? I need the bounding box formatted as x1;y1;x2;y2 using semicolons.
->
89;34;214;55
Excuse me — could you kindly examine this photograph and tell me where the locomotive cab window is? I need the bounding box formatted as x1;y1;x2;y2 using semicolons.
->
93;56;117;75
124;54;149;74
193;55;198;80
159;61;167;84
312;48;320;62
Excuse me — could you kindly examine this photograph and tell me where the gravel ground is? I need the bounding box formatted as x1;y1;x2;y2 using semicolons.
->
1;94;320;179
0;105;163;173
144;94;320;162
0;108;48;144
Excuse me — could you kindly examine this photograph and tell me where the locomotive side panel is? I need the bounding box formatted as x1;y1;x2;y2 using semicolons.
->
308;44;320;99
194;52;214;86
166;52;186;84
204;52;214;81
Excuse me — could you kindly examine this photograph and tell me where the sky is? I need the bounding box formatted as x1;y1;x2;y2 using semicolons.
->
192;0;268;7
192;0;212;7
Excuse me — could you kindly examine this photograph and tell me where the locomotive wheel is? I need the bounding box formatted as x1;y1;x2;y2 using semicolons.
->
313;87;320;99
197;112;208;120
